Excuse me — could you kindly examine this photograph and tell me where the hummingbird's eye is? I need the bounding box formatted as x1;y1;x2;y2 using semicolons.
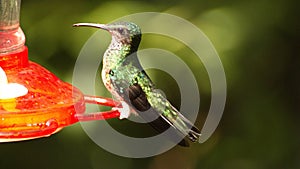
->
117;28;124;34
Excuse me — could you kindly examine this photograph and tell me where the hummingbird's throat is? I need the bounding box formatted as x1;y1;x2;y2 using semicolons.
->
102;41;131;69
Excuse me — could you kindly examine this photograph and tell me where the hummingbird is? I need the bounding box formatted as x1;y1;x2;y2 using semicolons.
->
73;21;200;146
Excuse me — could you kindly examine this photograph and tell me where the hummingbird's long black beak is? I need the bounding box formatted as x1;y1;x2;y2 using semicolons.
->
73;23;109;30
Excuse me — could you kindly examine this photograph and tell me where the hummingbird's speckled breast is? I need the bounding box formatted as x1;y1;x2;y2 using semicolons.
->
101;40;131;97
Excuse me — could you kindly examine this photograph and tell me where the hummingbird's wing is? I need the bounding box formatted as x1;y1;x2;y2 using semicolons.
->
127;83;191;146
126;82;200;146
110;63;200;146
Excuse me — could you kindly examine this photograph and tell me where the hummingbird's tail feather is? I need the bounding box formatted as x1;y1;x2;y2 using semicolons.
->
170;106;201;143
149;107;201;146
188;126;201;142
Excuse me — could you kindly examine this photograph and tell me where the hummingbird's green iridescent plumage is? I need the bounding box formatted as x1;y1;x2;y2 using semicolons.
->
74;21;200;146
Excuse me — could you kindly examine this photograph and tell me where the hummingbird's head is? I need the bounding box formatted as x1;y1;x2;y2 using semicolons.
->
73;21;141;46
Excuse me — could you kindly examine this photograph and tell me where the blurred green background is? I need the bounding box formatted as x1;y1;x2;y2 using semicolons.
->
1;0;299;169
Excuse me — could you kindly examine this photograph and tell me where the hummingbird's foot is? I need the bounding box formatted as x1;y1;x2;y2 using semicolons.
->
113;101;131;119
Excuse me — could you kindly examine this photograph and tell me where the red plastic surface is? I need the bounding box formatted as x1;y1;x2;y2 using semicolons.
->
0;47;86;141
0;0;120;142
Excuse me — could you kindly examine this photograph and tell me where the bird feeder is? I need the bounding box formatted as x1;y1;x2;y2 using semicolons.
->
0;0;121;142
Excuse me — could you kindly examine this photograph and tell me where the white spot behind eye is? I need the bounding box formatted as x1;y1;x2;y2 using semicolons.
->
0;67;28;99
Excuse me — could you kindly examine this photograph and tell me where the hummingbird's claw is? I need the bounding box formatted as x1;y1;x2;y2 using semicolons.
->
113;101;131;119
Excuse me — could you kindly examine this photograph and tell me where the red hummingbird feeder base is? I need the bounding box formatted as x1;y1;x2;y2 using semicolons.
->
0;47;121;142
0;0;124;142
